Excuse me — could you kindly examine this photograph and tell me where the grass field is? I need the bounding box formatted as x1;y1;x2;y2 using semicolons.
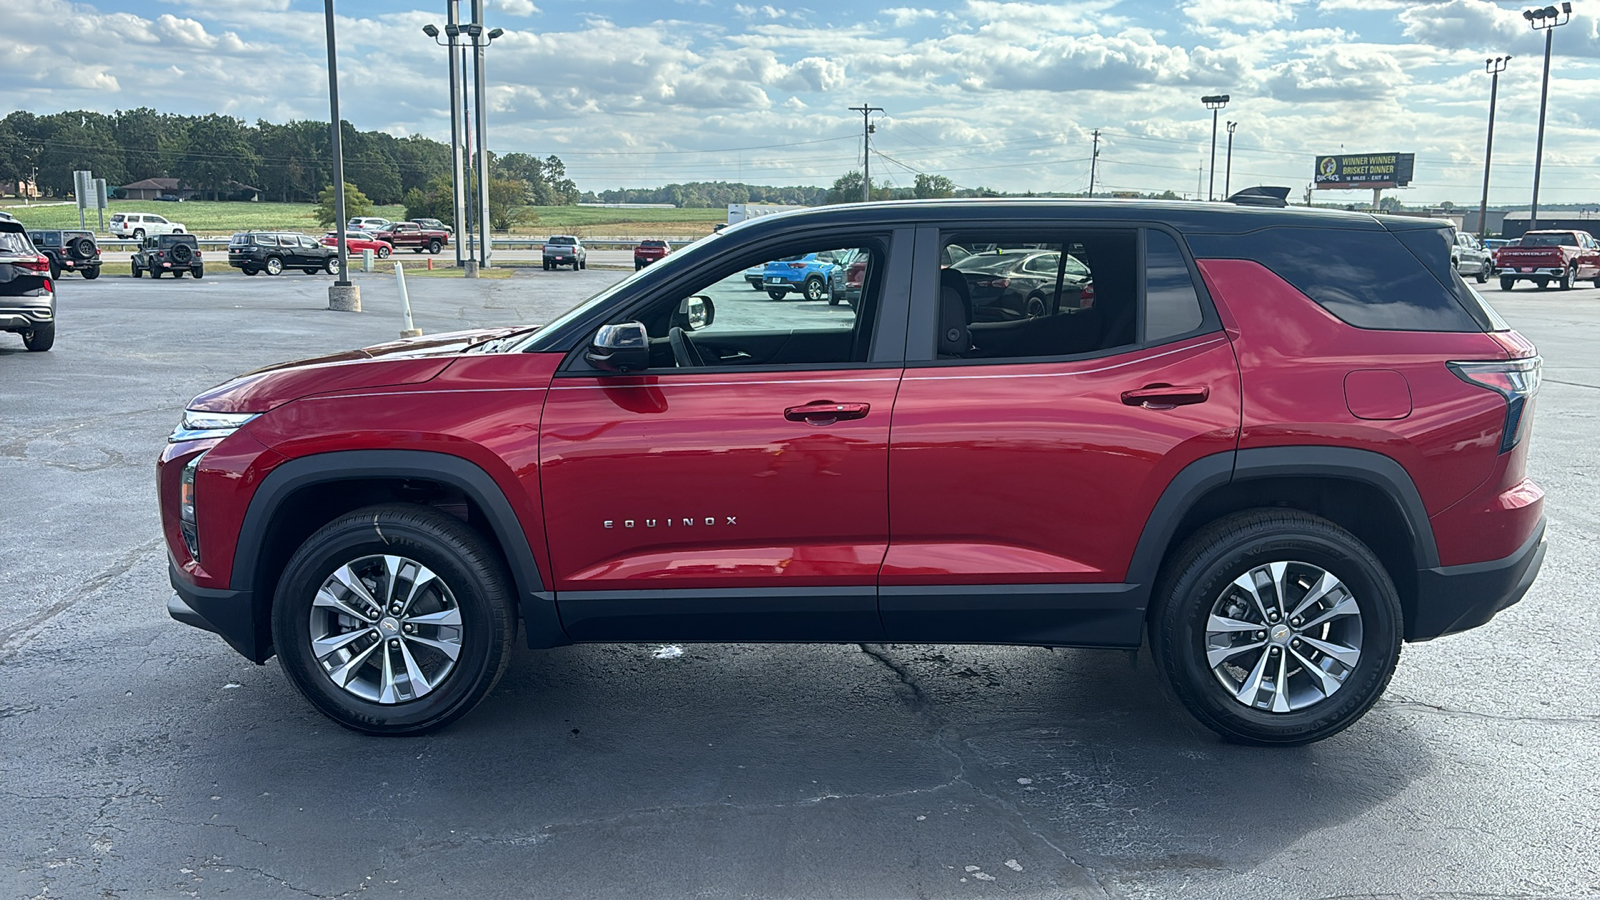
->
0;200;730;238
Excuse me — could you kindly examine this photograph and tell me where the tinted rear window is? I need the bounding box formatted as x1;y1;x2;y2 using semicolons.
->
1186;227;1485;332
548;236;575;245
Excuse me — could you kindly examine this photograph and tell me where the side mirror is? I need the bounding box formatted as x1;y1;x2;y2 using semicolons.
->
585;322;650;373
673;295;715;331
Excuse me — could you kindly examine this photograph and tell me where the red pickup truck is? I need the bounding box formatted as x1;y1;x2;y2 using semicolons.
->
633;239;672;270
1493;229;1600;290
372;222;449;255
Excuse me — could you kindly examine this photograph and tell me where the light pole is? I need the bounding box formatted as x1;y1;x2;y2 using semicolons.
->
465;6;503;269
323;0;358;311
1201;94;1230;201
1525;3;1570;231
423;10;468;268
1479;55;1511;238
1224;121;1237;198
849;104;883;202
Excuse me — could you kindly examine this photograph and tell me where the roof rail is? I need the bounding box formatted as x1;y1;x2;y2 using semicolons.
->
1226;186;1291;208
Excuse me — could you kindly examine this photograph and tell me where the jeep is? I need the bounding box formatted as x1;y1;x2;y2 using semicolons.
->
30;229;102;280
133;234;204;279
161;197;1544;745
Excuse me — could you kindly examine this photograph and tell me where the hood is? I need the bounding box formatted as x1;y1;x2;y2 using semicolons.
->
187;327;522;413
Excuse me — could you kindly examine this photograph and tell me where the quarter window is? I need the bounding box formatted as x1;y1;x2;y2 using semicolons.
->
1144;231;1204;342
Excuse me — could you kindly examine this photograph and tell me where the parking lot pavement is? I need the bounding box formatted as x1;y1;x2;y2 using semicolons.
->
2;276;1598;899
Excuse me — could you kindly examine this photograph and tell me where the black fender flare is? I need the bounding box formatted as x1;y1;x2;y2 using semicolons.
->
1125;446;1440;590
233;449;563;649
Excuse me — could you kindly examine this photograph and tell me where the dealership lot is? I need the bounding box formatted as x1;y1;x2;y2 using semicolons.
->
2;271;1598;898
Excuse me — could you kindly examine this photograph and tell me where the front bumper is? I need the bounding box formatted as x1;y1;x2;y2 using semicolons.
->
170;559;271;662
1410;517;1546;640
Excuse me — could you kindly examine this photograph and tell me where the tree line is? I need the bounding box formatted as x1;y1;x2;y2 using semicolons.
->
0;108;579;213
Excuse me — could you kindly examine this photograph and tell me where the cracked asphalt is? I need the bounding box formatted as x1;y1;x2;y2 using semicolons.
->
2;267;1598;899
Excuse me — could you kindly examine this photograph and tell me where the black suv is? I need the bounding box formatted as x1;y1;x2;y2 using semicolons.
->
31;230;102;280
228;232;341;276
133;234;204;279
0;218;53;350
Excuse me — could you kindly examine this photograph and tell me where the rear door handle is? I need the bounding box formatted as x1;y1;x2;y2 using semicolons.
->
1121;384;1210;410
785;401;870;425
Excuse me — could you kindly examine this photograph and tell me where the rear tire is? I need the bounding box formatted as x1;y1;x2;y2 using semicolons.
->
378;246;391;259
270;504;515;735
1558;266;1573;290
22;321;54;351
265;256;284;276
1149;509;1402;746
428;239;442;254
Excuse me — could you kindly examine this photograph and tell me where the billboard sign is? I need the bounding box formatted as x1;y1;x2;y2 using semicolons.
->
1314;153;1415;189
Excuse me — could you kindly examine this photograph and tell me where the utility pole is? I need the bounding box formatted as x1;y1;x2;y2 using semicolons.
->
849;103;882;202
1088;129;1100;197
1224;121;1236;198
1479;56;1510;238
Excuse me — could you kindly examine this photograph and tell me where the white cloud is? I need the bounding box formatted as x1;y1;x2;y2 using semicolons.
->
499;0;539;15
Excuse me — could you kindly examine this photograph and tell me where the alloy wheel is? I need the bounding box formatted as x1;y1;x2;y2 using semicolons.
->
307;554;464;705
1203;560;1363;713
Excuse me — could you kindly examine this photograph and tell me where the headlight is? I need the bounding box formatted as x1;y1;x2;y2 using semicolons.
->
170;410;259;443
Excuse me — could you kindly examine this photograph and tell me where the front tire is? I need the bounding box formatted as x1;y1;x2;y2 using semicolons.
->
82;267;100;280
803;276;826;301
270;504;515;735
1500;276;1515;291
132;263;143;278
325;257;341;276
1149;509;1402;746
1475;264;1488;284
767;289;787;300
378;246;391;259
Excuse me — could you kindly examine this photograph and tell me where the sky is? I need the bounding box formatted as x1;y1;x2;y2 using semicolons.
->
8;0;1600;205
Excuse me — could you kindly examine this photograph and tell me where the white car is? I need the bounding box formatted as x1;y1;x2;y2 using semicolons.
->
110;212;186;240
1452;231;1492;284
346;217;392;232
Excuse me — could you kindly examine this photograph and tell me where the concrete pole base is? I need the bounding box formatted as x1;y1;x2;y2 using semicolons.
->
400;328;423;339
464;260;479;278
328;283;362;312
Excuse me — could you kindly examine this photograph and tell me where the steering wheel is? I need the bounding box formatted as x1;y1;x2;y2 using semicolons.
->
668;326;706;368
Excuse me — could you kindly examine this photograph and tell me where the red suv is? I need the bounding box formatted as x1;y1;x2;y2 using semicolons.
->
161;197;1545;744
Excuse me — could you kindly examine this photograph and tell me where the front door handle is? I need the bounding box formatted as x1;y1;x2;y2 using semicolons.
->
1121;384;1210;410
785;401;870;425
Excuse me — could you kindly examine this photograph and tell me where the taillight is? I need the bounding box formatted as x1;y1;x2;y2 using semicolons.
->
1448;356;1541;453
788;262;807;269
15;256;49;273
975;278;1010;288
42;278;53;293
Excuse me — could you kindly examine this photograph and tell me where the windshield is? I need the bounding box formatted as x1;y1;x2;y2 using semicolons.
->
1519;234;1579;247
516;230;729;352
